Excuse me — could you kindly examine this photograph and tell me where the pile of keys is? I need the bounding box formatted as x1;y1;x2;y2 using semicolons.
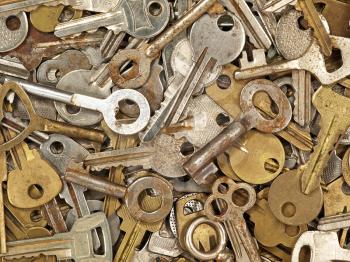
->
0;0;350;261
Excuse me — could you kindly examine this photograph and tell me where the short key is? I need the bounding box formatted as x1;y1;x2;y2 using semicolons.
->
0;75;150;135
0;212;112;262
109;0;218;89
55;0;170;39
183;79;292;182
235;35;350;85
204;177;261;262
299;86;350;194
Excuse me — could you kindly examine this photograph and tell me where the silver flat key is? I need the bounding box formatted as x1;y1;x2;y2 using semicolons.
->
55;0;170;39
262;0;296;12
0;56;29;79
236;35;350;85
0;212;112;262
0;75;150;135
318;213;350;231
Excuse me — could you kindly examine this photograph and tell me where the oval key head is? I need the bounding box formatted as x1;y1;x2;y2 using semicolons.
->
240;79;292;133
125;176;173;223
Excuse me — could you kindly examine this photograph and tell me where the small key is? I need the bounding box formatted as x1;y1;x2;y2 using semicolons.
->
84;134;189;178
296;0;332;56
183;79;291;182
300;86;350;194
55;0;170;39
318;213;350;231
204;177;261;262
235;35;350;85
0;75;150;135
0;82;105;151
0;212;112;262
64;163;173;223
291;231;350;262
109;0;218;89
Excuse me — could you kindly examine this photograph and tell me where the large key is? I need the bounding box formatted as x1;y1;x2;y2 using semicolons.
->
235;35;350;85
0;76;150;135
300;86;350;194
55;0;170;39
183;79;292;182
204;177;261;262
109;0;218;89
0;212;112;262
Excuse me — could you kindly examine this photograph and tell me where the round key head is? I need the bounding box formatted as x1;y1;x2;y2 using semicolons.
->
0;12;28;52
125;176;173;223
240;79;292;133
268;169;323;225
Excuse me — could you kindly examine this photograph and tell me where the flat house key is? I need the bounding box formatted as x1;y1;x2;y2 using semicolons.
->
0;75;150;136
0;212;112;262
204;177;261;262
0;82;106;152
109;0;218;89
54;0;170;39
235;35;350;85
299;86;350;194
183;79;292;183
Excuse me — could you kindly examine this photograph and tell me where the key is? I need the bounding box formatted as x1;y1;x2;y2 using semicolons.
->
317;213;350;231
291;231;350;262
100;31;126;62
109;0;218;89
298;87;350;194
220;0;272;49
0;212;112;262
235;35;350;85
0;76;150;135
84;134;189;178
292;69;312;127
262;0;296;12
296;0;332;56
55;0;170;39
183;79;291;183
0;82;105;151
0;56;30;80
0;133;6;253
204;177;261;262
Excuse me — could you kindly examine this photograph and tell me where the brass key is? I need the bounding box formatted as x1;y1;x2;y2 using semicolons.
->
0;82;105;151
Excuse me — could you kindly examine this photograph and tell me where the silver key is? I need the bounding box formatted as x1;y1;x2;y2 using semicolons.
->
262;0;296;12
0;75;150;135
236;36;350;85
0;12;28;52
318;213;350;231
55;0;170;39
0;56;29;79
292;231;350;262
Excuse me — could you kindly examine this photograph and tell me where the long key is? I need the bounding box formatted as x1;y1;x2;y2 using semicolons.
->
0;212;112;262
205;177;261;262
0;133;6;253
64;164;173;223
109;0;218;89
0;0;119;16
296;0;332;56
300;87;350;194
0;76;150;135
221;0;272;49
292;69;312;127
55;0;170;39
235;35;350;85
183;79;291;182
318;213;350;231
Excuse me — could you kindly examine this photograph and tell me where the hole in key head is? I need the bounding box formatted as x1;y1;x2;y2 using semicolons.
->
65;104;81;114
325;48;343;73
216;74;231;89
138;188;162;212
30;209;43;222
218;183;229;194
216;113;230;126
341;181;350;195
58;6;75;22
282;202;296;218
180;142;195;156
148;1;163;16
6;16;21;31
264;158;280;173
28;184;44;199
297;16;309;31
217;15;234;31
299;245;311;262
50;141;64;154
232;188;249;207
209;198;228;217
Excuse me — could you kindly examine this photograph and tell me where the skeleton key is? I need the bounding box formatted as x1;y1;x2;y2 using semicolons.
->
299;87;350;194
220;0;272;49
235;35;350;85
55;0;170;39
0;212;112;262
204;177;261;262
2;128;62;209
296;0;332;56
292;69;312;127
0;82;105;152
0;76;150;135
109;0;218;89
0;133;6;253
183;79;291;182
